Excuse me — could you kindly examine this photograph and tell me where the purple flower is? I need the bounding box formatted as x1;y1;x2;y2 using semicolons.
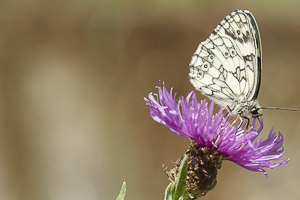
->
145;82;289;177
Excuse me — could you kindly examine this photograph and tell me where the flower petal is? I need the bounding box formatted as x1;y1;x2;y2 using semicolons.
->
145;82;290;177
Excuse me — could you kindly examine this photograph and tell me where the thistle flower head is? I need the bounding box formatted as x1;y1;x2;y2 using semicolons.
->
145;82;289;177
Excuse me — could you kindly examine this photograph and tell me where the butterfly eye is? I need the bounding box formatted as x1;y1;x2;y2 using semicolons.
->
201;62;210;71
237;30;241;35
223;51;230;58
230;49;236;57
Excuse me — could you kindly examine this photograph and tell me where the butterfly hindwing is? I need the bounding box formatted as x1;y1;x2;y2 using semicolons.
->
189;10;262;115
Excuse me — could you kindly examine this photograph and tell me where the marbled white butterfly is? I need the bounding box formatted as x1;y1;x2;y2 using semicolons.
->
189;10;296;119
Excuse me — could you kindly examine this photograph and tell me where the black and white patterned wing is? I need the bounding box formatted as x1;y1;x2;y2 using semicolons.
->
189;10;262;115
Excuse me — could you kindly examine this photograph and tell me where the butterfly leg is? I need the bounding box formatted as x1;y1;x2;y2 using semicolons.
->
242;115;263;130
223;105;233;118
222;107;234;123
242;116;250;129
255;115;264;130
224;112;230;118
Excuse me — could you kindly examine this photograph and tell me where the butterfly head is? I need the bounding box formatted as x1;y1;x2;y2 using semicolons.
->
234;100;262;119
250;106;262;118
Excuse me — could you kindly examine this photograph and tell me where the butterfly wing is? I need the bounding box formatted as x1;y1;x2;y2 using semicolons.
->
189;10;262;115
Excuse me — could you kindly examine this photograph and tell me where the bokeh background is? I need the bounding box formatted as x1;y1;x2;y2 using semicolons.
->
0;0;299;200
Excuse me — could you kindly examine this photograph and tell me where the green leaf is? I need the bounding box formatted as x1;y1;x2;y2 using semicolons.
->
209;179;217;191
173;155;188;200
164;182;175;200
116;181;126;200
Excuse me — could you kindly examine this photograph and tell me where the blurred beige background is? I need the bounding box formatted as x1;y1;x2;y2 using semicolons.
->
0;0;299;200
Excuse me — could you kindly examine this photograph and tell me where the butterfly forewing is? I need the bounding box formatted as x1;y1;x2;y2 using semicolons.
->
189;10;262;117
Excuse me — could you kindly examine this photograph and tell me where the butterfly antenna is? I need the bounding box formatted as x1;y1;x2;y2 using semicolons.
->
259;107;298;111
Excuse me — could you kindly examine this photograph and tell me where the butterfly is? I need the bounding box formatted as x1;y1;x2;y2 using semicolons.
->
189;10;297;120
189;10;264;119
